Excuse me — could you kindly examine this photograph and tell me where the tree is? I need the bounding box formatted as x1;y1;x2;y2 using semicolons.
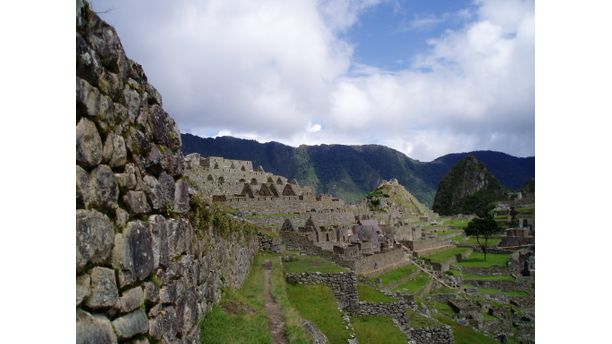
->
464;215;502;261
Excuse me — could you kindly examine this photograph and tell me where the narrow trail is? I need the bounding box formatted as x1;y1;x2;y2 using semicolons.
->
262;260;288;344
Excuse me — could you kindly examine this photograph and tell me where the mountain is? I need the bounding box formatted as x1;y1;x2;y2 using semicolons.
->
365;179;433;218
432;155;507;216
181;134;534;206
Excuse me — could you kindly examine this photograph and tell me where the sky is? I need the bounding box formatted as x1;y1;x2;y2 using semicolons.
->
90;0;534;162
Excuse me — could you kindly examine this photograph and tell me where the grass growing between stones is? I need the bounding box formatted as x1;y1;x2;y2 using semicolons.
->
436;315;499;344
286;284;351;344
371;263;418;285
426;247;472;265
462;237;502;247
394;272;430;294
407;309;439;328
351;315;406;344
462;273;514;281
284;255;347;274
357;285;397;303
458;252;510;268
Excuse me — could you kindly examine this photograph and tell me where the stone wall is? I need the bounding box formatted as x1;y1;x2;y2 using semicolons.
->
76;4;259;343
408;326;455;344
352;248;406;275
286;272;360;313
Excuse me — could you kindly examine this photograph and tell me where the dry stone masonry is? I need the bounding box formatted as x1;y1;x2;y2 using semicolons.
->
76;3;259;343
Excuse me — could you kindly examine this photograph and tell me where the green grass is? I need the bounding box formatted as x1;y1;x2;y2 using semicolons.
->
463;273;514;281
516;207;534;215
284;255;347;274
201;255;271;344
407;309;440;328
357;285;397;303
371;263;418;286
287;284;351;344
444;218;470;228
435;314;499;344
462;237;502;247
505;290;529;297
394;272;430;294
458;252;510;268
426;247;472;264
201;254;311;344
351;315;407;344
483;312;497;321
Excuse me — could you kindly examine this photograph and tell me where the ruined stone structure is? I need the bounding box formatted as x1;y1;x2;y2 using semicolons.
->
499;227;535;248
76;4;261;343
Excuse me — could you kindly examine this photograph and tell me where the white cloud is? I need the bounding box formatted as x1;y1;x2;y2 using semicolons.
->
92;0;534;161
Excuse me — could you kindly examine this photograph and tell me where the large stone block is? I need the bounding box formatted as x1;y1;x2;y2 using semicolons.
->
76;273;90;307
176;288;199;336
167;219;192;259
123;190;151;214
149;306;178;342
112;221;154;286
76;117;103;168
149;215;169;269
88;164;119;209
103;133;127;168
76;209;114;272
143;175;163;210
149;104;181;150
158;172;175;210
76;309;117;344
173;179;190;214
86;267;118;309
118;286;144;313
112;308;148;340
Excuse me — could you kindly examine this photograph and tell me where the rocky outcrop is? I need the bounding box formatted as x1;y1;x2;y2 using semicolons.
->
432;155;507;216
76;2;258;343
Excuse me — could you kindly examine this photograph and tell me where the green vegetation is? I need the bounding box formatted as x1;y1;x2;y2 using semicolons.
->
351;316;406;344
245;212;300;219
357;285;397;303
458;252;510;268
371;263;418;286
287;284;351;344
444;218;471;228
463;273;514;282
464;215;503;261
407;309;439;328
463;236;501;247
426;247;472;265
435;314;499;344
201;254;311;344
188;195;257;239
505;290;529;297
394;272;430;294
284;255;347;274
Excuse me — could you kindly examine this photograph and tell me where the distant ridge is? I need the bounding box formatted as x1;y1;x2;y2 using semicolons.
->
181;134;534;206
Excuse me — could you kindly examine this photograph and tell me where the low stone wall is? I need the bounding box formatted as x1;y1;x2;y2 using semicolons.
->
257;232;281;253
408;326;455;344
353;249;406;275
286;272;359;313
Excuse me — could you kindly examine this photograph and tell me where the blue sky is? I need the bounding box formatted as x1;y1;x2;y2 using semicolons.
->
92;0;534;161
345;0;475;71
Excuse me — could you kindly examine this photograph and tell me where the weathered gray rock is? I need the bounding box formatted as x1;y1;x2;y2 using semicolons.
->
149;306;178;341
173;179;190;213
143;281;159;304
143;175;164;210
103;133;127;167
118;286;144;313
149;215;169;269
76;209;114;271
123;190;151;214
86;267;119;309
128;339;150;344
149;105;181;150
176;288;199;336
159;280;177;305
125;127;150;159
115;163;142;192
144;144;162;176
115;207;129;227
76;165;89;207
158;172;175;210
123;84;141;120
161;151;185;177
76;273;90;306
88;164;119;209
167;219;192;259
76;117;103;167
76;309;117;344
112;221;154;286
302;319;329;344
112;308;148;340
